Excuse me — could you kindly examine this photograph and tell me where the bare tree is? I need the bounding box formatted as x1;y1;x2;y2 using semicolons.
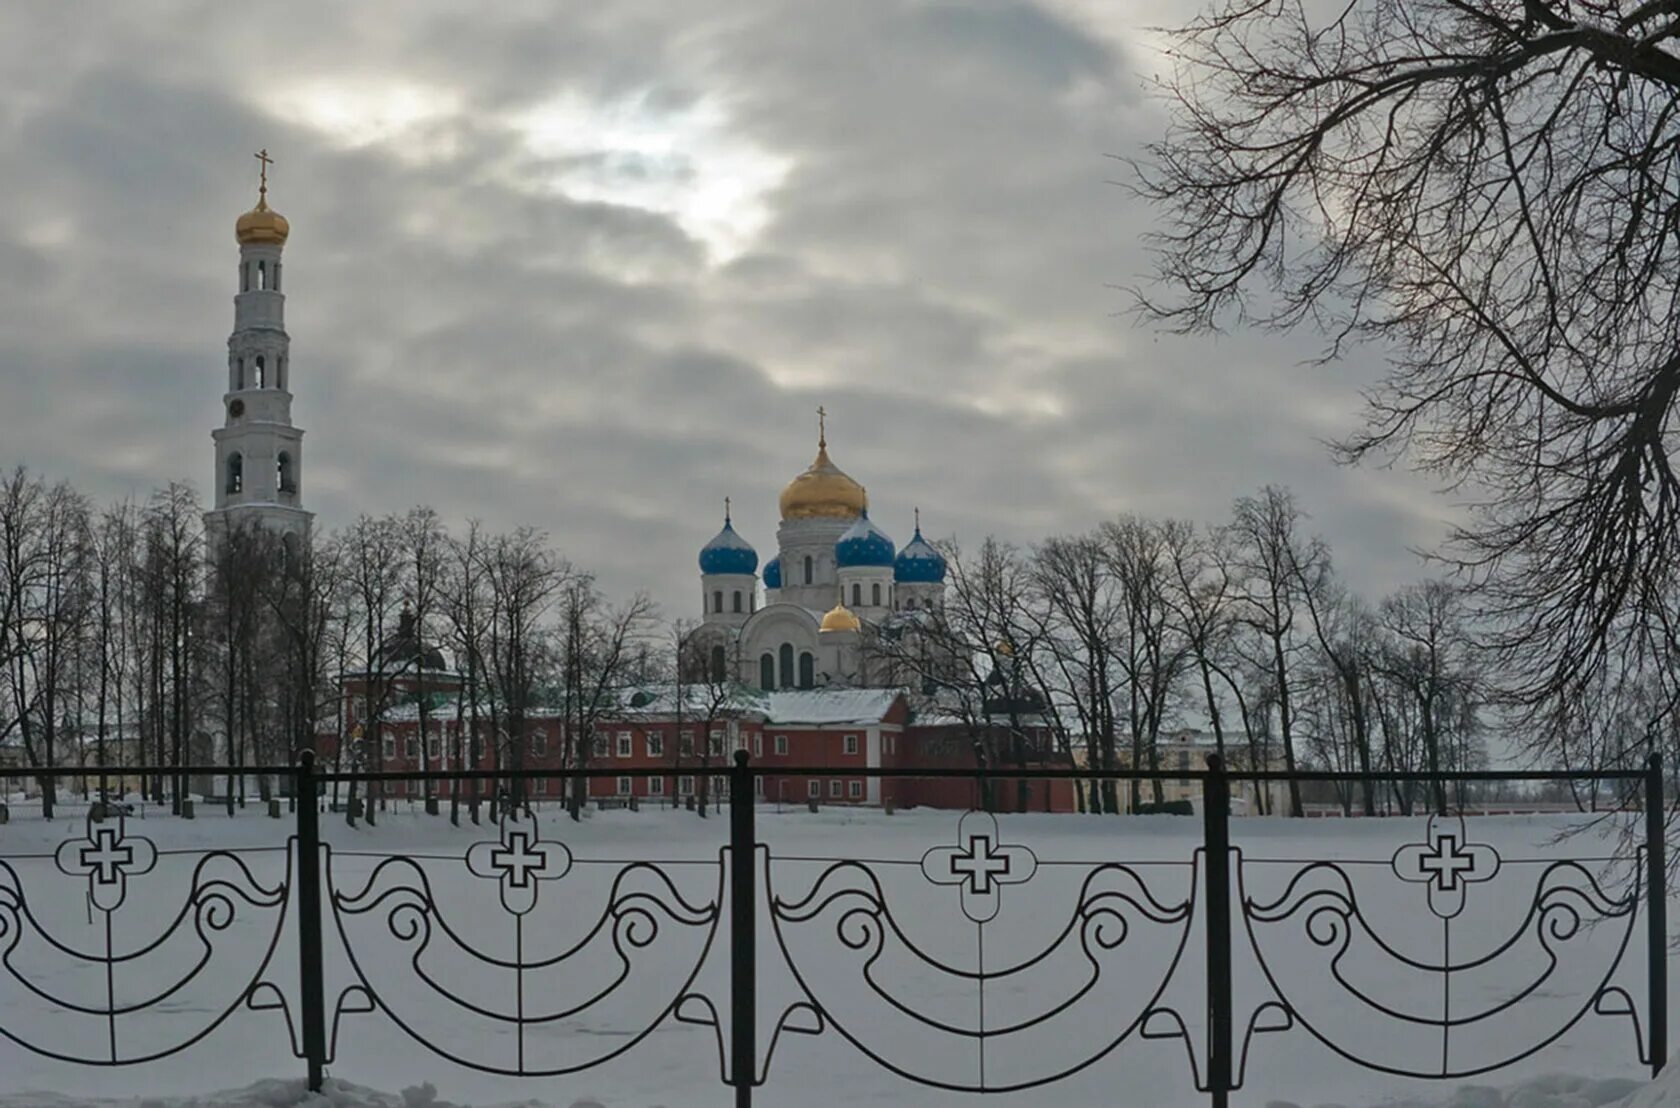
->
1228;486;1326;816
342;514;402;826
400;506;448;812
440;519;490;824
1029;533;1124;813
1379;580;1486;814
1137;0;1680;735
1103;517;1192;809
483;528;567;811
550;569;653;819
1295;560;1382;815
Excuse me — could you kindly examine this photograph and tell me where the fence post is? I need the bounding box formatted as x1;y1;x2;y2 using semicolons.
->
1204;754;1232;1108
1648;752;1667;1078
295;751;327;1092
730;750;757;1107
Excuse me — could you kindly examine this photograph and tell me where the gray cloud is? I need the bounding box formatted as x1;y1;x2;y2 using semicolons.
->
0;0;1453;618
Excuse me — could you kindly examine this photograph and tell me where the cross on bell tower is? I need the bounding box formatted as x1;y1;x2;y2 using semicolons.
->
206;150;311;551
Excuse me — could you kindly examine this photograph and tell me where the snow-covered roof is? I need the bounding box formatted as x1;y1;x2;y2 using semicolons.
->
761;689;901;725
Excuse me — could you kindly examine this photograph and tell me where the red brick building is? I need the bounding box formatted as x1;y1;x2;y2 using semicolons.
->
320;671;1076;813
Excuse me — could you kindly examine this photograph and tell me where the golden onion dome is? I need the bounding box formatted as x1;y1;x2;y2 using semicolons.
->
819;600;862;634
779;418;867;520
236;195;290;247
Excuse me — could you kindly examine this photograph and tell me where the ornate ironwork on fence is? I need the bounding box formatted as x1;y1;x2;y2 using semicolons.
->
0;755;1666;1107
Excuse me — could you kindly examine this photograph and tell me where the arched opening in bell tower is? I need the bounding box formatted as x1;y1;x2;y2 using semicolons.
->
254;355;266;389
225;453;243;495
277;451;295;495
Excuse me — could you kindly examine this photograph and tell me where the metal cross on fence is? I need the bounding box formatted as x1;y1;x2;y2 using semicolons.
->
491;830;545;889
1392;814;1500;918
950;834;1014;894
1418;832;1479;892
81;827;135;885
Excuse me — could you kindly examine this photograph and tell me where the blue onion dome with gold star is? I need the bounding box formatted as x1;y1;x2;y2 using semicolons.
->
699;505;758;575
763;554;782;589
895;511;946;583
835;508;895;568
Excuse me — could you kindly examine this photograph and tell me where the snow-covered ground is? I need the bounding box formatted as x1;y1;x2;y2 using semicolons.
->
0;801;1665;1106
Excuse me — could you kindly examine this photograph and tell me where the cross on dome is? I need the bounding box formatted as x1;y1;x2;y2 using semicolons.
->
254;148;273;201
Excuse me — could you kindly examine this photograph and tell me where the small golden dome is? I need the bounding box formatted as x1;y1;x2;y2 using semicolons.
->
236;196;289;247
820;600;862;634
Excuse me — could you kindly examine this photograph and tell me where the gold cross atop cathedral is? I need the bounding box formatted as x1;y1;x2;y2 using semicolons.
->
818;405;827;447
254;148;273;200
724;495;732;522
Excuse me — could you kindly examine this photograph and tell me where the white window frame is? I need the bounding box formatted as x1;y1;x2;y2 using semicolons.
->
848;780;863;799
752;734;763;758
843;734;859;756
708;730;724;757
405;732;418;759
617;731;633;758
382;733;395;761
679;775;694;795
530;729;545;757
829;779;843;798
648;733;664;757
593;734;609;758
616;776;632;796
808;779;821;799
680;730;695;756
649;775;665;796
775;734;788;756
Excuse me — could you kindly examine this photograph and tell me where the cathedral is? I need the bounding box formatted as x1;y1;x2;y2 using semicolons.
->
693;412;948;691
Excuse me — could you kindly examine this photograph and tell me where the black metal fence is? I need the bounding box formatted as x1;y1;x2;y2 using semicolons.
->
0;754;1666;1106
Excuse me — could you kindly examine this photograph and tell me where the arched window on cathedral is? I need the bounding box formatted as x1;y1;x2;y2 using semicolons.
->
804;555;813;585
872;582;882;607
235;357;245;391
713;589;724;614
799;652;814;690
277;356;286;391
226;453;243;495
759;653;774;691
277;451;295;495
732;590;742;613
241;263;250;294
257;260;268;290
710;645;726;683
254;355;266;389
273;262;282;292
851;583;862;607
779;643;794;689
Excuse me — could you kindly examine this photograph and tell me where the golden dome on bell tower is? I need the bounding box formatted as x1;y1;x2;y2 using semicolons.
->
235;149;289;247
779;407;867;521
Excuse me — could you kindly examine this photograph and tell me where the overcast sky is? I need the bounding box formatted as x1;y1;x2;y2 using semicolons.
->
0;0;1454;618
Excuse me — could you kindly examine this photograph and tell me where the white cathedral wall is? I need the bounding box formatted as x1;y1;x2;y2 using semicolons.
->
774;516;852;610
700;573;757;627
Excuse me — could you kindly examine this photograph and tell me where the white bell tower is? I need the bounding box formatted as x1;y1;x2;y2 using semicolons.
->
206;149;310;548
